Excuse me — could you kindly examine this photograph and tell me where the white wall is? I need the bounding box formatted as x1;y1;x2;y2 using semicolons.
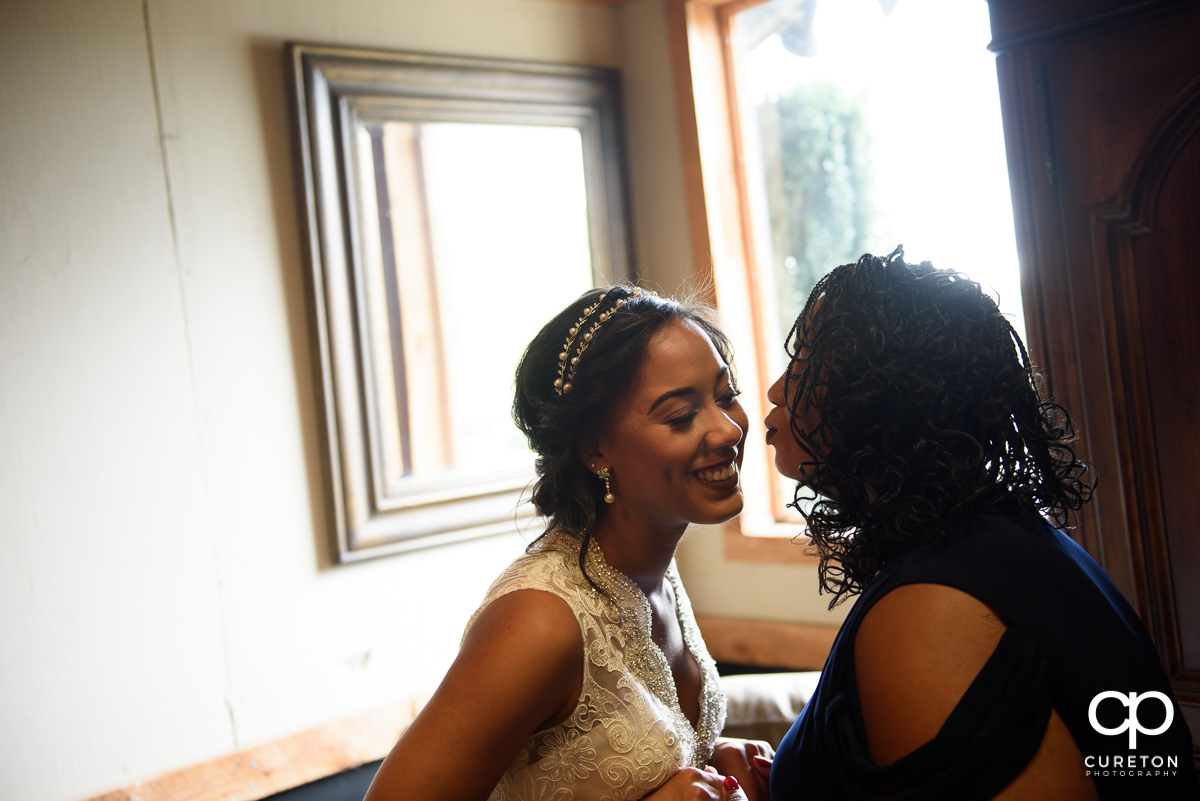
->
0;1;832;799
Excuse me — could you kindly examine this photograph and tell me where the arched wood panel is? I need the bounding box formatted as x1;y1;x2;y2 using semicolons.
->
989;0;1200;757
1127;131;1200;683
1091;79;1200;714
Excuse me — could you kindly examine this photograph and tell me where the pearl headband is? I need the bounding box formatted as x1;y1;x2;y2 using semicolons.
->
554;287;646;396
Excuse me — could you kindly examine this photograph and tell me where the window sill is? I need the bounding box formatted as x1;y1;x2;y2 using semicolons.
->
722;519;818;565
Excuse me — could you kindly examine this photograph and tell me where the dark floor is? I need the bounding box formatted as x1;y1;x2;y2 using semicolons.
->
262;760;381;801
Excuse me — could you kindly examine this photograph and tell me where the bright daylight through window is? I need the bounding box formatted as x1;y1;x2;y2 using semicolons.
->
722;0;1025;532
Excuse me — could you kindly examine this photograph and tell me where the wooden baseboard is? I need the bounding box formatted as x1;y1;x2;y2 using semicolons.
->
79;696;428;801
698;616;837;671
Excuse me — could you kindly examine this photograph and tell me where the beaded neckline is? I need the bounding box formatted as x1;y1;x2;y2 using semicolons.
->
565;532;724;766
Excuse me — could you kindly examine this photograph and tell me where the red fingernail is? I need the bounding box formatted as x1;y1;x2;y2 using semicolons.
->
724;775;740;791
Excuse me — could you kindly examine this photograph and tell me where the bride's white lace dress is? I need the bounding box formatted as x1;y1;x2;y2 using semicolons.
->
464;531;726;801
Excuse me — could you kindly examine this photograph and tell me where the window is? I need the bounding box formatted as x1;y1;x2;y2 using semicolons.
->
668;0;1024;560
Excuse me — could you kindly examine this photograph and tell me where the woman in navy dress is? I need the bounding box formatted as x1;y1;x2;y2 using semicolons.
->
759;249;1197;799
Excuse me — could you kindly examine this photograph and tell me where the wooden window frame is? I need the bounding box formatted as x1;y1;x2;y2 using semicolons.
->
666;0;815;564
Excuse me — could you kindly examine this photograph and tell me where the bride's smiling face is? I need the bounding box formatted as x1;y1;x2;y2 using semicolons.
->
591;319;748;529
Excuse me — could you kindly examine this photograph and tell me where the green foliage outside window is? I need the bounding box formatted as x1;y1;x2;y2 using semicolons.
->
757;81;877;337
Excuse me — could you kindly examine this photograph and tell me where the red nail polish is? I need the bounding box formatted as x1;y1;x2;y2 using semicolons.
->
724;775;740;792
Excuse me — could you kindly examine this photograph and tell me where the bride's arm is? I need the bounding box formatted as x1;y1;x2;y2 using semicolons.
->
363;589;583;801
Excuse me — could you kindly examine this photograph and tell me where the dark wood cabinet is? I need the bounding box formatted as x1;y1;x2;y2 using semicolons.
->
988;0;1200;759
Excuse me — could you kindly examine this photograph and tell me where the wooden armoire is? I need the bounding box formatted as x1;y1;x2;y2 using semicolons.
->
987;0;1200;759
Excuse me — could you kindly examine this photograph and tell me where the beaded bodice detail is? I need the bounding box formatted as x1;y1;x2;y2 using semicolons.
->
465;531;726;801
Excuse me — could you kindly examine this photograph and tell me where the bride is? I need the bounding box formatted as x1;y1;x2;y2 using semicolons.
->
364;286;773;801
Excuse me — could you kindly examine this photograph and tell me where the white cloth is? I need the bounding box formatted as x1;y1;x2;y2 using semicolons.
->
465;531;726;801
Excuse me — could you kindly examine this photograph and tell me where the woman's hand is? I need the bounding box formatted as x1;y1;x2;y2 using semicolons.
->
709;737;775;801
645;766;744;800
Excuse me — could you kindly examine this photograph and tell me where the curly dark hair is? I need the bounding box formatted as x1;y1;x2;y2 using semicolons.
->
782;248;1094;607
512;284;737;583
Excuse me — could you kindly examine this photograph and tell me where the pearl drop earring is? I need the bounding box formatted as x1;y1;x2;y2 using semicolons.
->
592;463;615;504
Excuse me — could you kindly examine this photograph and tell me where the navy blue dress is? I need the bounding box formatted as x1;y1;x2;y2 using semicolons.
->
770;506;1198;800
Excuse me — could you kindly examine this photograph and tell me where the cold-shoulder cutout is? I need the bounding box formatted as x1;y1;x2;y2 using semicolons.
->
769;509;1197;799
855;582;1008;765
854;580;1099;799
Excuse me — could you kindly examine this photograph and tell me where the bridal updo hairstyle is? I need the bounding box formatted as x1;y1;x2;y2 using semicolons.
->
784;248;1094;608
512;285;736;569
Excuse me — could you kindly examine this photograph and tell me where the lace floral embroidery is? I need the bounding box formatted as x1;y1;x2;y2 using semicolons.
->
465;531;727;801
539;729;599;782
